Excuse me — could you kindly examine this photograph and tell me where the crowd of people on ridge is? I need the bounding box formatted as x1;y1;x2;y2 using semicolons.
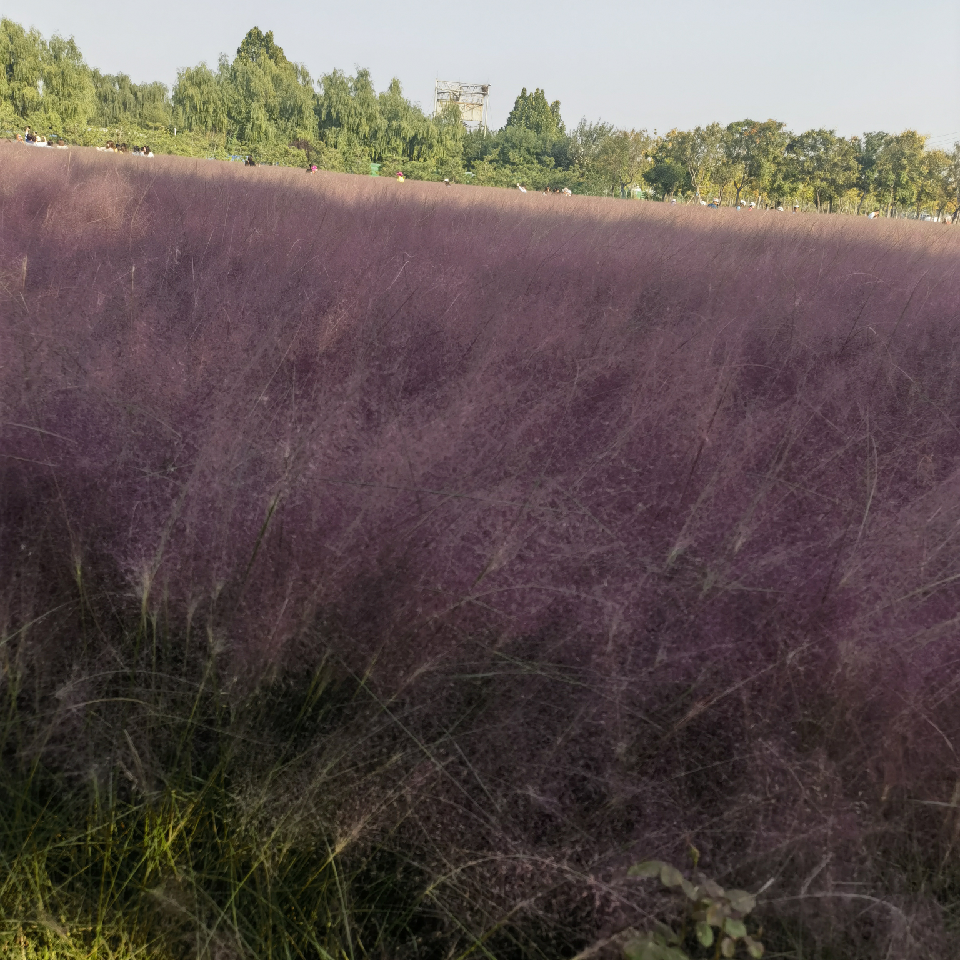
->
17;126;68;148
15;128;157;155
95;140;154;155
514;183;573;196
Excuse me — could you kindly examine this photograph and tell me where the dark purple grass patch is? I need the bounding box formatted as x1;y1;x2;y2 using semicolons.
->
3;144;960;956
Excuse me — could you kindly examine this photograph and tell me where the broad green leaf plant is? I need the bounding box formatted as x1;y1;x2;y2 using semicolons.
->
623;851;764;960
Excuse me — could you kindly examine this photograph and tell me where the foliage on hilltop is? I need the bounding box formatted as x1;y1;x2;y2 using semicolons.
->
2;18;958;215
3;18;960;214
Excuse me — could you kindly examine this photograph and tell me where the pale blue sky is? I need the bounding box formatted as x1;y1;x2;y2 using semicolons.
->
4;0;959;142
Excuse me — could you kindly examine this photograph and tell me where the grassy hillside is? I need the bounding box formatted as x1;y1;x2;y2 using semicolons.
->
2;145;960;959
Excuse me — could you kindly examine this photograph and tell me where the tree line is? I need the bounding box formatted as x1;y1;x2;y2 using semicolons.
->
3;18;958;217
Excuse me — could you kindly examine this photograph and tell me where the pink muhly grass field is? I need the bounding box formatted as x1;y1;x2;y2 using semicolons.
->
3;144;960;955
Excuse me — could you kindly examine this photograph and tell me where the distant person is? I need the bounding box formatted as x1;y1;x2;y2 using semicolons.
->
443;178;451;185
792;204;800;213
561;187;572;196
15;133;23;142
142;146;154;157
708;198;720;208
24;126;34;142
308;164;318;173
516;183;526;193
245;155;256;167
395;170;405;181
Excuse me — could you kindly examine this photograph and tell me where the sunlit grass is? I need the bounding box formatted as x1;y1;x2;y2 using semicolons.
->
0;619;367;959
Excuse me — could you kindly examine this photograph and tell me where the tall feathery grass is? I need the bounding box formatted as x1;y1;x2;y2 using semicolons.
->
3;143;960;958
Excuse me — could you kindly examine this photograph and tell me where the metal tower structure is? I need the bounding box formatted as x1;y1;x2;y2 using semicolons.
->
434;81;490;133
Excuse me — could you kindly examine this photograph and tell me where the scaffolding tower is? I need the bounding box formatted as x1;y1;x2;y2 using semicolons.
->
434;80;490;133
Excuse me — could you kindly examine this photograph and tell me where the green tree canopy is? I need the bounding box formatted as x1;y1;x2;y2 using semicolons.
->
224;51;314;144
603;129;654;196
235;27;289;68
0;19;45;120
723;118;788;204
656;124;724;201
784;129;858;211
0;21;94;130
172;62;227;134
39;34;95;128
91;72;171;127
853;131;890;212
876;130;927;214
506;87;564;139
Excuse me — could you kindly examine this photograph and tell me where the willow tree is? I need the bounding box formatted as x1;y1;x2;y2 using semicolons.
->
316;67;384;154
91;71;171;127
224;27;315;145
172;62;227;134
375;78;433;161
41;34;95;128
0;19;44;121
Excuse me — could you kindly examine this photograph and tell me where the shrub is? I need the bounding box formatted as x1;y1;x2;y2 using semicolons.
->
623;856;764;959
